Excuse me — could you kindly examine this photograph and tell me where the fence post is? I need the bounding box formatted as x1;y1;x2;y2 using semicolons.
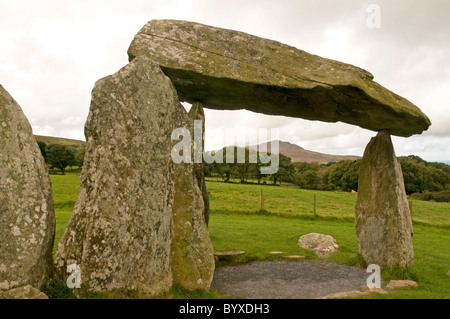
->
261;189;264;210
408;200;413;217
314;194;316;215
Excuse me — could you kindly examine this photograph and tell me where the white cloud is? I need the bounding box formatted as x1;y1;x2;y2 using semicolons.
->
1;0;449;161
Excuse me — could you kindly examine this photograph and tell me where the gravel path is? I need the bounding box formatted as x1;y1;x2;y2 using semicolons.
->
210;260;368;299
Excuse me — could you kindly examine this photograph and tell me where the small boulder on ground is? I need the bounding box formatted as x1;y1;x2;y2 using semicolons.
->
298;233;338;258
319;285;388;299
385;280;418;290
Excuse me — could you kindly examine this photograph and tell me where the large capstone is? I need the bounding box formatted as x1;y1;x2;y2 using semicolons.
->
54;57;178;297
0;84;55;291
170;102;215;291
128;19;430;137
355;131;414;268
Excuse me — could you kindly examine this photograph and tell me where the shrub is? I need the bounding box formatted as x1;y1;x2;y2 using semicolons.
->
410;191;450;202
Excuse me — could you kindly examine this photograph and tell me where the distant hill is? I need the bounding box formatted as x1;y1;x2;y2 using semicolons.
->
34;135;85;148
250;140;361;163
33;136;359;163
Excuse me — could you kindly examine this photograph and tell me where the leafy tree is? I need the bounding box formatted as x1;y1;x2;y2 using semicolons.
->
204;148;235;182
37;140;47;161
292;162;320;189
271;153;294;185
74;147;86;168
46;143;75;175
398;158;423;194
204;147;294;184
296;169;321;189
293;162;317;174
407;155;426;164
327;160;361;191
328;160;351;190
398;156;450;194
203;160;215;177
340;160;360;192
233;147;259;183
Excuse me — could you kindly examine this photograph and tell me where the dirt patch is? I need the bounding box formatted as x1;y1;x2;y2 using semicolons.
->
210;260;368;299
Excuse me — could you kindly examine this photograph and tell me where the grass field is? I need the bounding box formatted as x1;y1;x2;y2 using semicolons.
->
206;179;450;227
50;171;81;254
50;171;450;299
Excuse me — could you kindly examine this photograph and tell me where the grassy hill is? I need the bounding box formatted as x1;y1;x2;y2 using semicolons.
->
34;135;361;164
34;135;85;147
250;140;361;163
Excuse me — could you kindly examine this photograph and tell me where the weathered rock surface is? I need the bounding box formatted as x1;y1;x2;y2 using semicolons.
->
318;285;388;299
0;85;55;291
355;131;414;268
0;285;48;299
128;19;431;137
360;285;389;294
189;102;210;226
54;57;178;297
170;101;215;291
298;233;339;258
385;280;418;290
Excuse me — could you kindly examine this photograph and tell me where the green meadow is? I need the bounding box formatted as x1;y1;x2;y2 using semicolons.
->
50;172;450;299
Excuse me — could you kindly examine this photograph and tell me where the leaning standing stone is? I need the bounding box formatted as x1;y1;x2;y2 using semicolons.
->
54;58;178;297
355;131;414;268
0;84;55;291
188;102;210;226
170;101;215;291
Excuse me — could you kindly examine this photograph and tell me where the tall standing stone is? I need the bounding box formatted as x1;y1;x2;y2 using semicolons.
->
355;131;414;268
170;101;215;291
54;57;178;297
189;102;210;226
0;85;55;291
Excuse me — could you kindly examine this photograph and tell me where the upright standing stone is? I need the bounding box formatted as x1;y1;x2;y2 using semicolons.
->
189;102;210;226
54;57;178;297
0;85;55;291
170;101;215;291
355;131;414;268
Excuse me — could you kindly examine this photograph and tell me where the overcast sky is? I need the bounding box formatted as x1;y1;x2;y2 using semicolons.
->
1;0;449;162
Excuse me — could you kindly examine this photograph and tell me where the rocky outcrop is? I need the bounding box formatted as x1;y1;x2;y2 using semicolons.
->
128;19;430;137
0;85;55;292
54;57;178;297
0;285;48;299
298;233;339;258
170;102;215;291
355;131;414;268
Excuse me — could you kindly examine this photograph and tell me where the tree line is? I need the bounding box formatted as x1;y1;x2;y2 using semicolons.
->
204;147;450;201
37;140;450;201
37;141;85;175
203;147;294;185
